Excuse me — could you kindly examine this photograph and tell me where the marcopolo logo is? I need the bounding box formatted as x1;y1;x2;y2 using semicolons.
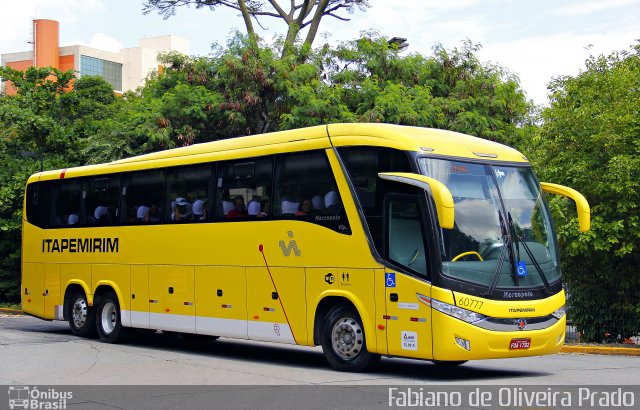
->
8;386;72;409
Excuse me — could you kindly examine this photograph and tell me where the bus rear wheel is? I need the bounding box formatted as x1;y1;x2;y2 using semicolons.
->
321;305;380;372
67;291;96;337
96;291;128;343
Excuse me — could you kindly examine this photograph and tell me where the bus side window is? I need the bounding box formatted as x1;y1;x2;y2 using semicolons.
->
166;165;212;223
338;146;413;254
122;170;164;224
26;181;53;228
52;179;83;227
86;175;121;226
273;151;350;234
216;157;272;220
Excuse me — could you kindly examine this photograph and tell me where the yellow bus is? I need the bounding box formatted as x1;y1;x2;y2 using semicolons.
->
21;123;590;371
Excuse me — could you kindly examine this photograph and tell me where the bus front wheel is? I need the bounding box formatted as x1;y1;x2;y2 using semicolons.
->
96;291;128;343
67;291;96;337
321;305;380;372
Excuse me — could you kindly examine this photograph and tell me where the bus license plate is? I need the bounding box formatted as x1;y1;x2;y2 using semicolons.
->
510;338;531;350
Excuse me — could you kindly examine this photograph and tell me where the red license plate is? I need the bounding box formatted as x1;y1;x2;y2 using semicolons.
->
510;338;531;350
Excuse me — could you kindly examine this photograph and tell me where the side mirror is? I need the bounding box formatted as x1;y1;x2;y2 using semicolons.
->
378;172;454;229
540;182;590;232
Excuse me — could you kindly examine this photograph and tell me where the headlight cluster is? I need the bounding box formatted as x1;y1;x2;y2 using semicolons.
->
551;305;566;319
431;298;486;324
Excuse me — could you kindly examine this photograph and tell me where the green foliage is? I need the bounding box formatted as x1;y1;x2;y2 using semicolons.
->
130;34;533;149
0;67;121;301
533;43;640;342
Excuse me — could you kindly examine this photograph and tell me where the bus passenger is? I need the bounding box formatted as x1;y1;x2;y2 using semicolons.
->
192;199;207;220
311;195;325;212
137;205;150;222
174;197;192;221
148;204;161;223
94;205;110;224
226;196;248;219
67;213;79;225
324;190;339;214
281;198;299;217
259;199;270;217
222;199;234;216
247;200;261;217
296;198;313;216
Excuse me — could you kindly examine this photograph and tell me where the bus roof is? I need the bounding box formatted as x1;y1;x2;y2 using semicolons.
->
30;123;528;183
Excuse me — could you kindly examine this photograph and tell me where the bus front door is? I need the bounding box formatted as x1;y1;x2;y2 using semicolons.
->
384;271;433;359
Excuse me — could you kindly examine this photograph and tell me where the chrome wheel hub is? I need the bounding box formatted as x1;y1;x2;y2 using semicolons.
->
331;317;364;360
72;297;88;329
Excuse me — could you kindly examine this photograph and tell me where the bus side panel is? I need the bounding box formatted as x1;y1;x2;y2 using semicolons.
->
22;263;45;318
92;264;131;318
195;266;247;339
43;264;61;320
60;264;92;306
246;266;303;344
130;265;149;329
148;265;195;333
270;267;307;345
306;268;377;352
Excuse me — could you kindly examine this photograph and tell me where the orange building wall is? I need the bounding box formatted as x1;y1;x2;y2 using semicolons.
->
59;55;74;72
4;60;33;95
34;19;59;68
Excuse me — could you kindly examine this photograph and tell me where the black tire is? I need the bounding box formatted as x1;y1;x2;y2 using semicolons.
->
96;291;128;343
432;360;468;367
321;305;380;372
67;290;96;337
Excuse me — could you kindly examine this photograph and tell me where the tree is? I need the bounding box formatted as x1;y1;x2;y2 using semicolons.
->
107;34;533;152
533;43;640;342
142;0;370;57
285;36;534;148
0;68;122;302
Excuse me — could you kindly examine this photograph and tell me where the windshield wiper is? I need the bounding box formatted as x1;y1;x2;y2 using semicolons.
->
487;210;516;295
507;212;552;295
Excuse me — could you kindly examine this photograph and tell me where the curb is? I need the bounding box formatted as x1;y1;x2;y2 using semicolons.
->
0;307;23;315
562;344;640;356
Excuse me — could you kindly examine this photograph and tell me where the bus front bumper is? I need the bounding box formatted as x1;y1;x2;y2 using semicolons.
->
432;311;566;361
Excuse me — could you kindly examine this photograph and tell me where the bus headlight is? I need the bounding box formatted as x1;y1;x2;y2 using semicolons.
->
431;299;486;324
551;305;566;319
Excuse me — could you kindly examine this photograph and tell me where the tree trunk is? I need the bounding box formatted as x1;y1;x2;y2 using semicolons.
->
302;0;329;51
238;0;255;37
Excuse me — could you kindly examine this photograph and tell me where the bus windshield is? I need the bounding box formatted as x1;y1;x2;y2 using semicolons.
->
419;158;559;290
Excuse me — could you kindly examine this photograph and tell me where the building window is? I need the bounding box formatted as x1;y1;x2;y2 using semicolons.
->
80;55;122;91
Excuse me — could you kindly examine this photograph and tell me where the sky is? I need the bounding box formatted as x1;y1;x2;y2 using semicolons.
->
1;0;639;105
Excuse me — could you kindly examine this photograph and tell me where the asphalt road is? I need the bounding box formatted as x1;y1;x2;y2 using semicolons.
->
1;315;639;387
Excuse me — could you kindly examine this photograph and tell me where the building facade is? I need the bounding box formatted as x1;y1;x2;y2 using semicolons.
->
1;19;189;94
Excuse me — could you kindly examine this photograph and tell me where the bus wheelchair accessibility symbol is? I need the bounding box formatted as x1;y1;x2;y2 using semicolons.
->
516;261;528;277
385;273;396;288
